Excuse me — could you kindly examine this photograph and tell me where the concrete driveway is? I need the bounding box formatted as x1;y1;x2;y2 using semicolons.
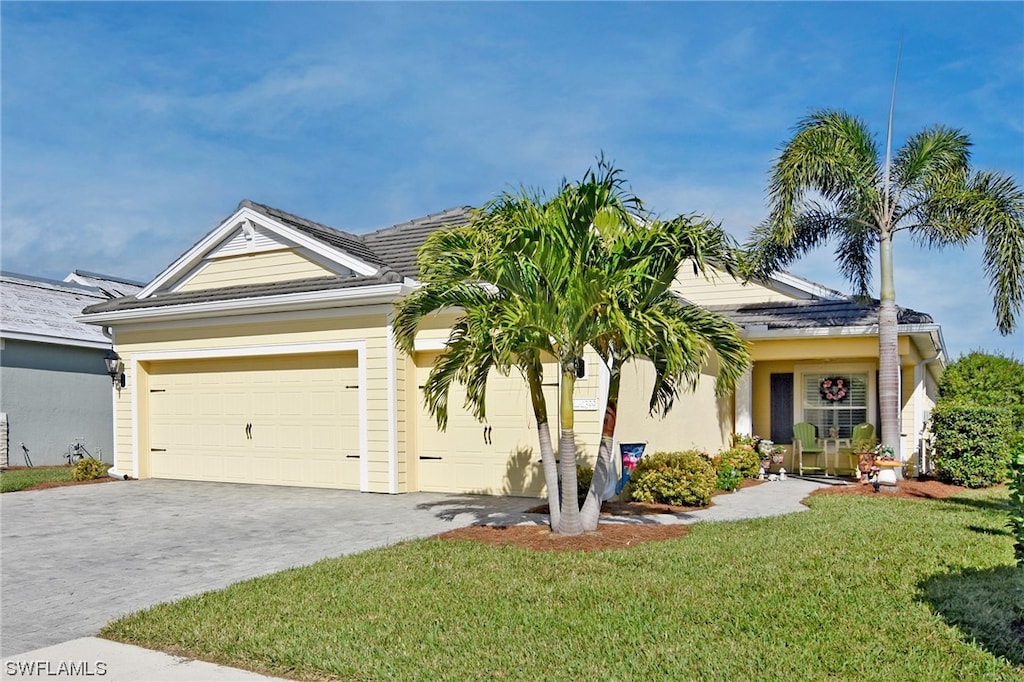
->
0;479;532;657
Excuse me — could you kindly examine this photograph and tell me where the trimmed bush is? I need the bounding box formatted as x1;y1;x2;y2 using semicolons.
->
712;456;742;492
939;352;1024;430
71;458;108;482
931;403;1013;488
626;450;716;507
717;447;762;479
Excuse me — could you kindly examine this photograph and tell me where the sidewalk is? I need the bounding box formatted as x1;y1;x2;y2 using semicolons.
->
2;478;826;681
1;638;287;681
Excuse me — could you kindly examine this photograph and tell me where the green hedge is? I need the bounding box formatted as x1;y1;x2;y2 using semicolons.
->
1008;434;1024;566
931;403;1013;488
626;450;716;507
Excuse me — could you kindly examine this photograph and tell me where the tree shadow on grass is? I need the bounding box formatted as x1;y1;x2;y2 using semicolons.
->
919;564;1024;668
937;494;1011;513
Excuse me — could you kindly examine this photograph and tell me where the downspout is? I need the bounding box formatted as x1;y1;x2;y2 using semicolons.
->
102;326;130;481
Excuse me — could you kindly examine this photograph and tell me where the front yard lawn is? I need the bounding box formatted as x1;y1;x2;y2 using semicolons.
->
102;488;1023;681
0;466;74;493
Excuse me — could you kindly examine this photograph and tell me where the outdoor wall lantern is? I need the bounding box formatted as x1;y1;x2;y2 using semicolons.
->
104;349;125;389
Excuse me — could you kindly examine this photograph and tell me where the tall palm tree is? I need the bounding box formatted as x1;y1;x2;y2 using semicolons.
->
748;109;1024;460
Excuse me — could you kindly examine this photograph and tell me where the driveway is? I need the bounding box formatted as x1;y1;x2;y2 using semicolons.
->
0;479;531;656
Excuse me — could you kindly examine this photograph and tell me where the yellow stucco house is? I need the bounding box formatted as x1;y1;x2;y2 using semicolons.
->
80;200;945;495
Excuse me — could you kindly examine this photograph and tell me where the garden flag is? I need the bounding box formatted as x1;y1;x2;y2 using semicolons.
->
615;442;647;495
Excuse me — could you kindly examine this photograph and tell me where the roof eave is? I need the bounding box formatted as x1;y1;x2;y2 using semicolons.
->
1;330;111;350
78;282;410;326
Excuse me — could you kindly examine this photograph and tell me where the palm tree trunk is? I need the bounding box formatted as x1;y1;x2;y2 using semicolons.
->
555;366;583;535
580;365;621;531
527;368;560;530
878;228;902;474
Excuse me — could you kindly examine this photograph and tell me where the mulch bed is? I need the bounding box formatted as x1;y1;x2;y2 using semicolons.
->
809;476;966;500
439;477;969;553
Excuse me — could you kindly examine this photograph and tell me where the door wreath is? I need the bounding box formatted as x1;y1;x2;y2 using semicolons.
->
819;376;849;402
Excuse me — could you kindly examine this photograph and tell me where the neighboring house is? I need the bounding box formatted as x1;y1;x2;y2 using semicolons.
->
79;200;945;495
0;272;142;467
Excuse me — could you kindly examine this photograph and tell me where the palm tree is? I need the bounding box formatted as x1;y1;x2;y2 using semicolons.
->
748;109;1024;460
394;217;565;528
578;217;750;531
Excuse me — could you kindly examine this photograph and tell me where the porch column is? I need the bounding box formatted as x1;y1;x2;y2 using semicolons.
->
734;367;753;437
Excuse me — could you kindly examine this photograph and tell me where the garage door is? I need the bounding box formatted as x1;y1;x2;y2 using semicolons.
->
147;353;360;489
415;353;556;496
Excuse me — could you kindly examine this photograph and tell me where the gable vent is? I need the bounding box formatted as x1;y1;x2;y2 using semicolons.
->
210;223;286;258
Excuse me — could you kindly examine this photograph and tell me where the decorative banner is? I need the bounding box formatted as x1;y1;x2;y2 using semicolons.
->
615;442;647;495
819;376;849;402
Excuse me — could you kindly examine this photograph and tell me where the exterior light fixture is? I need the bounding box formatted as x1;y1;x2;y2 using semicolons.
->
104;349;125;388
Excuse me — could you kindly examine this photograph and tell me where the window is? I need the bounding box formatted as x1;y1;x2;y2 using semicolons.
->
801;372;869;439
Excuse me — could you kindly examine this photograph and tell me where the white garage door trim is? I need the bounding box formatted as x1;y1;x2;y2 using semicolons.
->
130;341;368;490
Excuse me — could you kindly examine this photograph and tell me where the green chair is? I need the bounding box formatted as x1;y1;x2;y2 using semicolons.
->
793;422;825;475
846;422;875;474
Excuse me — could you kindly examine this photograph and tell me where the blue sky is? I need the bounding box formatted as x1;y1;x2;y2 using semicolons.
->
2;1;1022;359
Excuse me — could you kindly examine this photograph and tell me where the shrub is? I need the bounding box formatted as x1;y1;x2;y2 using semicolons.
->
712;456;742;492
939;352;1024;429
717;447;761;479
625;450;716;507
931;403;1013;488
576;464;594;508
71;458;108;482
1008;434;1024;566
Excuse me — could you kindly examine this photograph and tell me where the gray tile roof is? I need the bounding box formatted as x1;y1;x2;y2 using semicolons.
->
706;299;934;330
240;200;388;268
82;201;473;316
361;207;474;279
1;273;110;345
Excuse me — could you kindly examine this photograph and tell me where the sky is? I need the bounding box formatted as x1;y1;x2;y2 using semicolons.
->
2;1;1022;360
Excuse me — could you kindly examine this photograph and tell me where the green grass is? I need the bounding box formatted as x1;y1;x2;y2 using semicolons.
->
102;489;1023;681
0;466;74;493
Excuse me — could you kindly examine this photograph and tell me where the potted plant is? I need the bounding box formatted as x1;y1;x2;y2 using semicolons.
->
852;435;879;475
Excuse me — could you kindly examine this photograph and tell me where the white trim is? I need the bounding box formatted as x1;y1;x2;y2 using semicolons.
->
131;340;365;362
767;271;845;300
130;340;369;491
413;338;450;352
742;322;944;341
913;361;925;465
130;357;140;479
110;377;119;477
385;313;399;494
137;206;381;299
734;368;753;436
0;330;110;350
108;304;393;335
792;362;876;439
79;282;408;325
358;349;369;492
